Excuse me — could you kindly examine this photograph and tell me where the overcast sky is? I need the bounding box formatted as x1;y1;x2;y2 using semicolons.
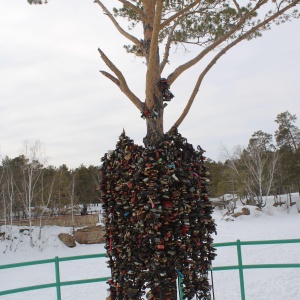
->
0;0;299;168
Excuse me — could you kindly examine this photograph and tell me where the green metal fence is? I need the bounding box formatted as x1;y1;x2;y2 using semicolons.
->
212;238;300;300
0;239;299;300
0;253;110;300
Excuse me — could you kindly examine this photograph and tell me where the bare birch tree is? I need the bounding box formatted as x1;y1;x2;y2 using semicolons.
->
19;140;46;246
69;171;76;231
2;162;15;225
1;157;24;252
35;168;56;247
222;131;279;208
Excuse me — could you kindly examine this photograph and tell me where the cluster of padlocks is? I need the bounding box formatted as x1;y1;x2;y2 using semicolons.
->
99;129;217;300
140;78;174;119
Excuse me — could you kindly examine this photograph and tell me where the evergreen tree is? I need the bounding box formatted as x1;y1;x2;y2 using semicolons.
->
35;165;57;216
274;111;300;193
275;150;300;193
53;164;71;214
205;159;235;198
275;111;300;152
249;130;275;152
75;165;100;205
1;156;26;220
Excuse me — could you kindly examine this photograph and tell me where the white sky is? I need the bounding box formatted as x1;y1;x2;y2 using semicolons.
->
0;0;299;168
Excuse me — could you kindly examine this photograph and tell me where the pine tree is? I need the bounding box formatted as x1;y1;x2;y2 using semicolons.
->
275;111;300;153
275;111;300;193
26;1;300;299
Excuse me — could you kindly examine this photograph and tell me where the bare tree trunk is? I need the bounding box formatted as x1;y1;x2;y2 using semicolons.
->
37;175;55;247
69;171;77;233
143;108;164;147
20;140;45;247
141;2;166;150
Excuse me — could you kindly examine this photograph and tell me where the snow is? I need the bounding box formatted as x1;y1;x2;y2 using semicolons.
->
0;194;300;300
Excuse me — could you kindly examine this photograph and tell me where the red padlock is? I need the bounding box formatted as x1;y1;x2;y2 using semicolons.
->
181;226;187;235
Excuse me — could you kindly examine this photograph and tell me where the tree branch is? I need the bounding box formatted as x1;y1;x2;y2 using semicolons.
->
118;0;147;21
232;0;243;18
98;48;143;110
168;48;228;133
168;0;299;132
99;71;120;86
145;0;163;109
167;39;226;87
94;0;141;47
160;0;202;29
167;0;277;86
160;21;178;74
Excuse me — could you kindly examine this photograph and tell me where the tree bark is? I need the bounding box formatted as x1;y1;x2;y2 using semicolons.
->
143;1;165;148
143;106;164;148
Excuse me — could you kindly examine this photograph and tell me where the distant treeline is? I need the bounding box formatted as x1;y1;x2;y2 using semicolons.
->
0;152;101;220
207;111;300;205
1;111;299;220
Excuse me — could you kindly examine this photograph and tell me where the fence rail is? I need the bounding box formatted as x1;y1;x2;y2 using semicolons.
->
0;253;110;299
212;238;300;300
0;239;299;299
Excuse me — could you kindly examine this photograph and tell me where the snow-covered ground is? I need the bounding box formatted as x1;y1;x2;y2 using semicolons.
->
0;194;299;300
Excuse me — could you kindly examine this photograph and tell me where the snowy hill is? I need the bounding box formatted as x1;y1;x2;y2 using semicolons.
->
0;194;299;300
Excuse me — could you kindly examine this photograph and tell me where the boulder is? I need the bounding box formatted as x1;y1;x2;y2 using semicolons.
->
232;212;243;218
74;226;105;244
58;233;76;248
233;207;251;218
0;232;5;240
241;207;250;215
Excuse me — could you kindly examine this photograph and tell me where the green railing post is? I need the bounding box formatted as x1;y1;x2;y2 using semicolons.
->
179;276;183;299
176;269;184;300
54;256;62;300
236;239;246;300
